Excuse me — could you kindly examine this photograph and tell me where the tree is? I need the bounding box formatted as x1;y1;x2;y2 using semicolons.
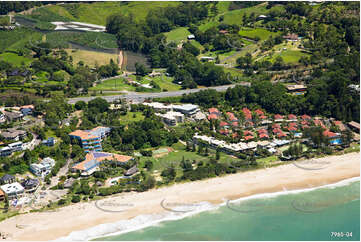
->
75;101;87;110
135;62;151;76
341;129;353;147
71;195;81;203
216;149;220;160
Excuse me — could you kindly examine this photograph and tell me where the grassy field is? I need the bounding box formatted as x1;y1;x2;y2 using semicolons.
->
165;27;191;44
65;49;118;67
119;111;145;125
90;78;136;91
239;28;280;41
31;2;180;26
0;52;32;66
270;50;309;63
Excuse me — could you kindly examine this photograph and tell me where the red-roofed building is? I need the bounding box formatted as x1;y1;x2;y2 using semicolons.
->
301;114;312;120
289;122;297;127
244;120;254;127
301;120;309;125
208;108;220;114
314;119;325;128
226;112;238;121
220;121;229;127
273;128;282;134
243;130;253;136
260;115;267;119
255;109;264;116
208;114;219;120
274;114;283;120
232;133;238;138
333;120;346;132
287;126;297;131
272;123;281;129
258;128;268;134
231;121;239;127
288;114;297;120
277;131;287;138
219;129;229;135
259;133;269;139
242;108;252;121
244;135;254;141
323;130;338;138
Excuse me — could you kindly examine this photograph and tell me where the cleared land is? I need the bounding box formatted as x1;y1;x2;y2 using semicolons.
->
165;27;191;43
238;28;280;41
65;49;118;67
0;52;32;66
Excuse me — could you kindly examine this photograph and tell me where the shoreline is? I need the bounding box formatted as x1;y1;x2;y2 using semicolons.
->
0;152;359;241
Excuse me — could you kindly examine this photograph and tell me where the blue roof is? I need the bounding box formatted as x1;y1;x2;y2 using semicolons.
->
93;152;110;158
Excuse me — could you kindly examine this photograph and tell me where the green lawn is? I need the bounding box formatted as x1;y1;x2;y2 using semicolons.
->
90;78;136;91
0;27;42;53
269;50;310;64
239;28;280;41
0;52;32;66
165;27;191;44
256;155;279;165
119;111;145;125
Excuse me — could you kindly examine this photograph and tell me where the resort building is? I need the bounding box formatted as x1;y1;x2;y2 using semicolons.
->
0;182;24;199
42;137;56;147
347;121;360;133
69;126;111;152
0;147;12;157
20;105;34;116
155;111;184;126
71;152;134;176
143;102;200;116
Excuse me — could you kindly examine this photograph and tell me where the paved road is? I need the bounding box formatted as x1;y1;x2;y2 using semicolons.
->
68;83;250;104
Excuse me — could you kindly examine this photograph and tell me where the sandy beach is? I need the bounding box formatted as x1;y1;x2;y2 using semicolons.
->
1;152;359;241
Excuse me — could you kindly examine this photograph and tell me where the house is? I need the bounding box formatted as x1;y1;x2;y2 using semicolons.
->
0;182;24;199
20;105;34;116
69;126;111;152
257;14;268;20
30;157;55;177
286;85;307;94
347;121;360;133
287;114;298;121
226;112;238;122
8;141;23;152
0;147;12;157
283;33;299;41
71;152;134;176
274;114;284;122
3;111;23;122
219;30;229;34
208;108;221;120
21;178;39;191
155;111;184;126
314;119;326;128
0;129;27;141
323;130;341;145
219;121;230;129
301;114;312;120
124;165;138;176
200;56;215;62
242;108;252;121
187;34;195;40
64;177;76;188
42;137;56;147
0;174;15;185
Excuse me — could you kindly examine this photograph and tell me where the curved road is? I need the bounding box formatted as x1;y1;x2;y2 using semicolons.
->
67;83;250;104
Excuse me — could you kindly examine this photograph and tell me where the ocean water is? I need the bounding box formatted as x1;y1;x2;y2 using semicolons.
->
94;179;360;241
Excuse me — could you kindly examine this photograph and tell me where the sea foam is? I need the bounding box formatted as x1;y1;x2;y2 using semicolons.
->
55;176;360;241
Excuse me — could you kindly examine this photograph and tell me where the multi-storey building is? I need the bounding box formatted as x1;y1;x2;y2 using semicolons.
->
69;126;111;152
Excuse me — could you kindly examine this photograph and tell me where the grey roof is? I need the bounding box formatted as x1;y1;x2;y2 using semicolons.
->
0;174;15;182
125;165;138;176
